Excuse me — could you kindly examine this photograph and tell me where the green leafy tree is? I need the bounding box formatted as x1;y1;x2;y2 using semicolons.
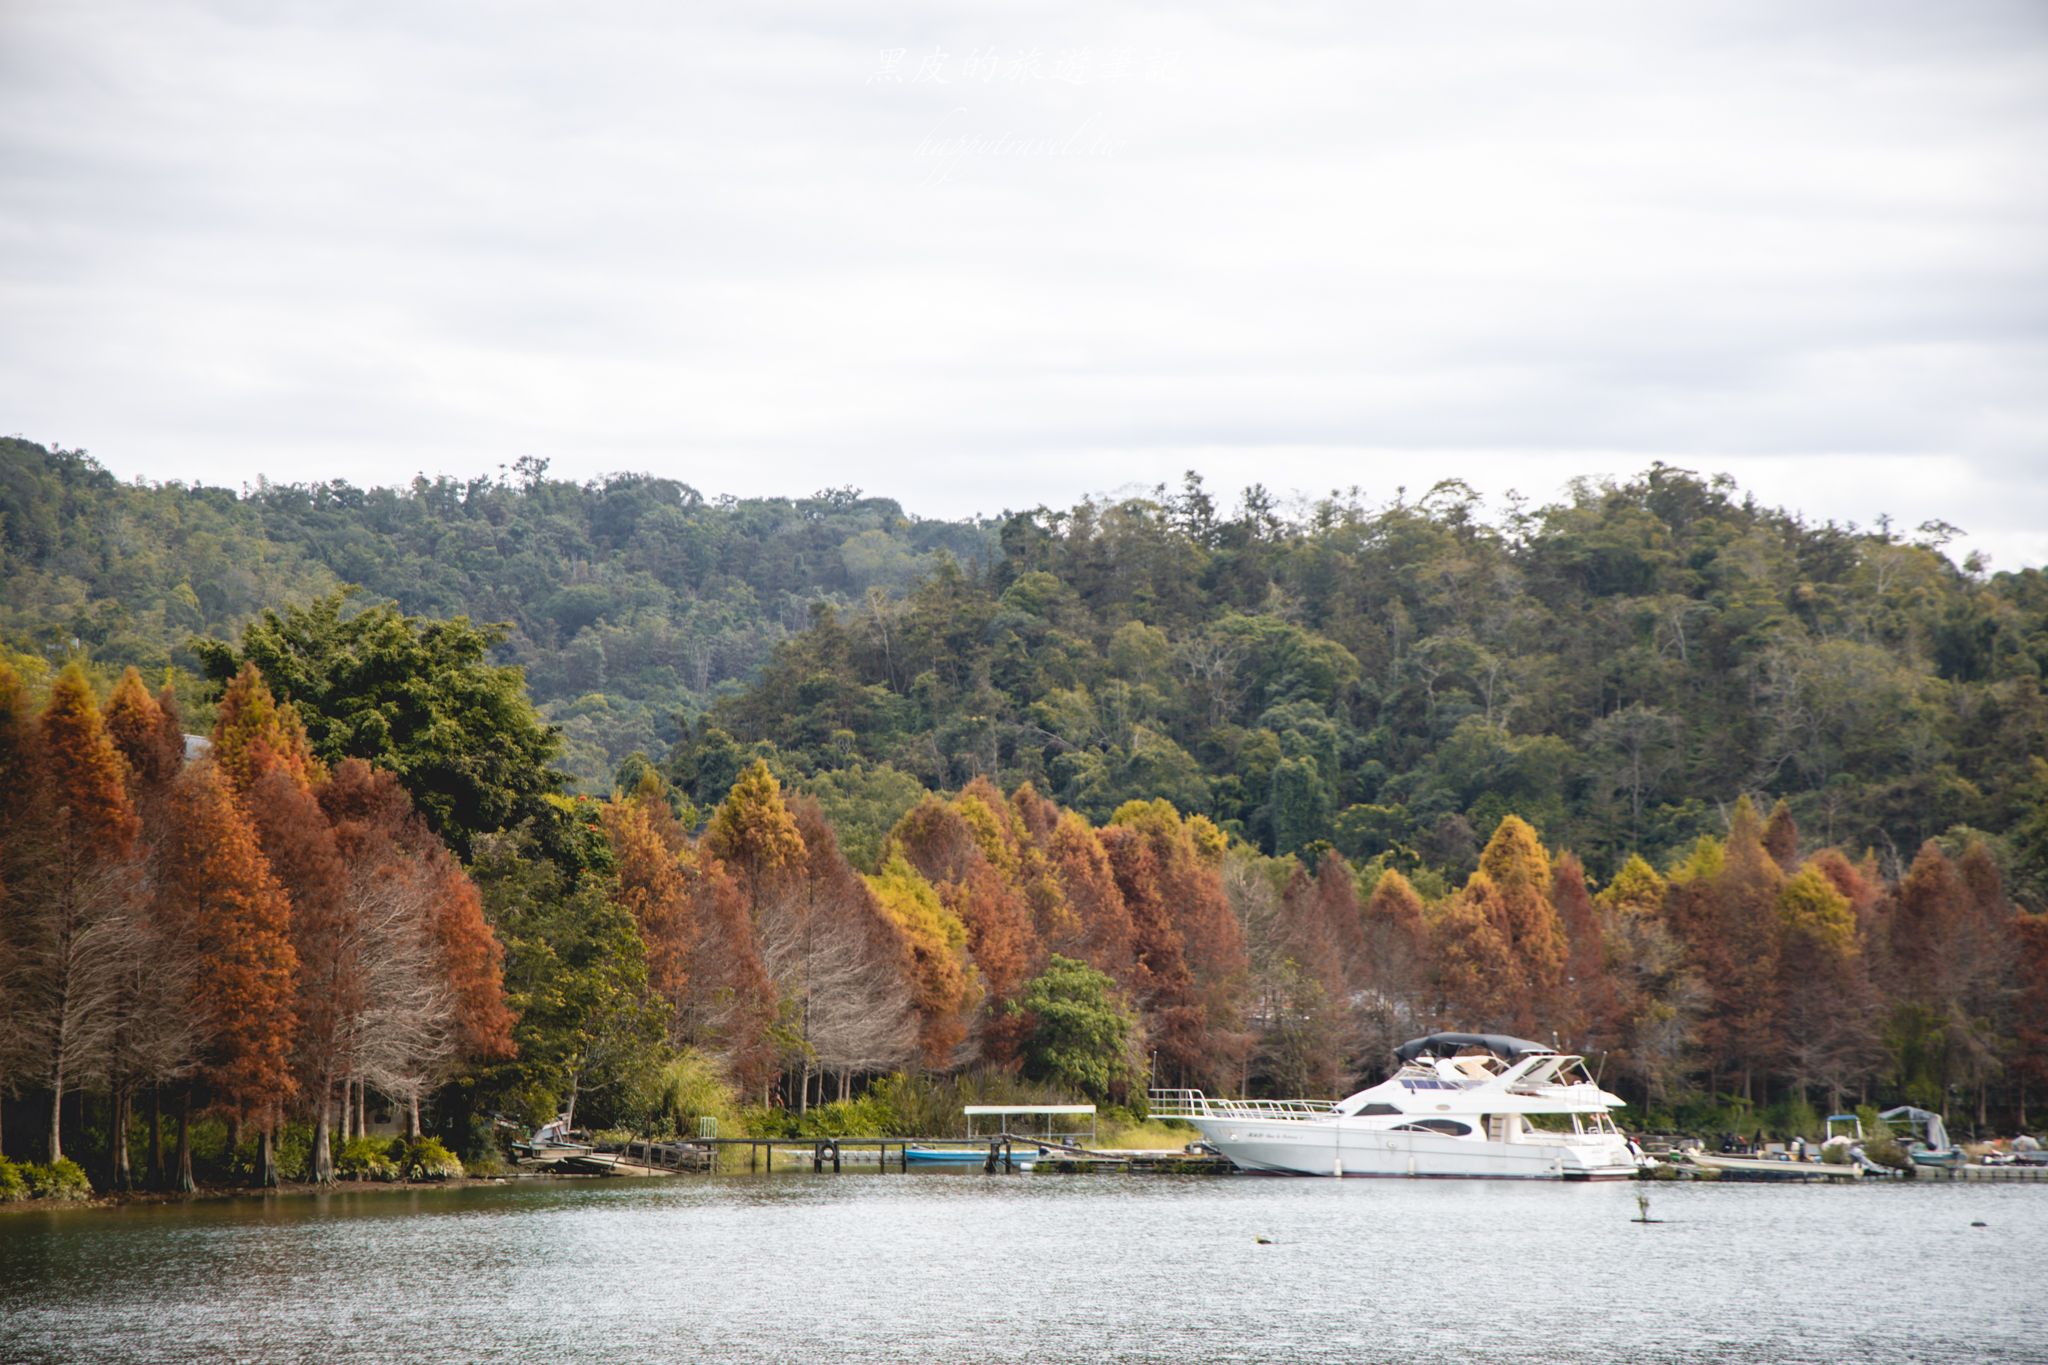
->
196;591;564;853
1012;955;1140;1102
469;824;669;1131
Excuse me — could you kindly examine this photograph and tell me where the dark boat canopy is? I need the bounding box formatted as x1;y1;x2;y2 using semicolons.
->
1395;1032;1555;1064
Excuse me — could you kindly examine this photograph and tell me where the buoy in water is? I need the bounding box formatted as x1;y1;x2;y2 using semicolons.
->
1971;1221;1987;1228
1255;1236;1274;1244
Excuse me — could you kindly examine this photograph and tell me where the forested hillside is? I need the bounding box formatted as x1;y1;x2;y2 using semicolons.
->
6;438;2046;898
691;469;2048;897
0;439;991;785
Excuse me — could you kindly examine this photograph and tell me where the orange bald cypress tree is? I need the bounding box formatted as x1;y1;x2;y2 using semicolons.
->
1258;862;1347;1095
1046;809;1136;987
680;847;777;1094
892;794;1037;1064
1007;784;1085;955
1762;799;1800;872
1552;851;1621;1056
39;665;139;852
317;758;515;1142
1110;800;1248;1088
422;841;515;1064
1360;868;1429;1013
21;665;143;1163
1668;799;1784;1100
247;761;354;1183
2016;913;2048;1128
603;783;699;1032
783;798;919;1101
703;760;805;900
1432;878;1518;1031
219;673;348;1180
154;761;298;1187
1888;841;1970;1011
1775;863;1876;1113
1277;862;1344;1003
99;669;193;1188
1474;816;1568;1033
1313;851;1366;986
1099;822;1198;1074
0;663;37;1143
864;850;974;1066
212;662;319;795
104;668;181;796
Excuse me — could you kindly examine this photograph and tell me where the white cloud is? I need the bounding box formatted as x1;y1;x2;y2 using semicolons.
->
2;0;2044;567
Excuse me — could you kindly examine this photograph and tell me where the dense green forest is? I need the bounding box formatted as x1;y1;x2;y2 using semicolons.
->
695;470;2048;900
0;438;991;786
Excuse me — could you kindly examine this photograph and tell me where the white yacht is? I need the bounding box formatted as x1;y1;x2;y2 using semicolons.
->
1153;1032;1644;1180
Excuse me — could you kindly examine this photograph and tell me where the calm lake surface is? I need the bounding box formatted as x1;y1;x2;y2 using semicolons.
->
2;1172;2040;1364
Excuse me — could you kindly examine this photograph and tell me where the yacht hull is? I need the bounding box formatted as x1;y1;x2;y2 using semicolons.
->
1189;1120;1637;1180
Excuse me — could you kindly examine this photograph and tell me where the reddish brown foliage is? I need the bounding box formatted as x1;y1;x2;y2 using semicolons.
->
1312;852;1365;985
1552;852;1622;1053
39;664;139;857
1046;811;1136;985
246;763;358;1104
212;663;319;796
1277;863;1344;1001
2015;914;2048;1114
103;669;181;794
892;795;1037;1062
1432;878;1518;1029
603;790;698;1024
1888;841;1969;1009
1667;801;1784;1096
419;841;515;1061
155;762;299;1123
1762;799;1800;872
680;847;776;1092
1360;868;1429;1012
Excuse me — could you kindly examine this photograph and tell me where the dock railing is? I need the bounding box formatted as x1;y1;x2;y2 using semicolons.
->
1149;1089;1336;1122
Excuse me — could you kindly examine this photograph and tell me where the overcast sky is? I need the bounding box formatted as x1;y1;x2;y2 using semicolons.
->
3;1;2045;565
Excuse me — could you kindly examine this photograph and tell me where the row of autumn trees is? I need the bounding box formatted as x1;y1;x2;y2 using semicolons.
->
616;763;2048;1132
1240;803;2048;1130
522;750;2048;1136
0;661;511;1186
594;764;1250;1110
6;652;2047;1190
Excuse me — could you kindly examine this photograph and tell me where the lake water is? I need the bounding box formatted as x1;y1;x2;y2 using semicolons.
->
1;1172;2040;1363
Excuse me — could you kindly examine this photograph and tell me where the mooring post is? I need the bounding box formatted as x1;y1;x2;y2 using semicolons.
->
832;1140;842;1174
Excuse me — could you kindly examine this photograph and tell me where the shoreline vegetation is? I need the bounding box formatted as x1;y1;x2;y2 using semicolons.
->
4;442;2047;1211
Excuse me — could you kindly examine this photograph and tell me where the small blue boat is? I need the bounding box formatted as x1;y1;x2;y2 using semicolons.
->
904;1145;1040;1166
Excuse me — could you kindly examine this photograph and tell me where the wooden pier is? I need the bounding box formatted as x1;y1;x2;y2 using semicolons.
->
517;1133;1232;1177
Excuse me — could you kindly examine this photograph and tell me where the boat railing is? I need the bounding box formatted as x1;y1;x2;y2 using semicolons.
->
1149;1089;1336;1121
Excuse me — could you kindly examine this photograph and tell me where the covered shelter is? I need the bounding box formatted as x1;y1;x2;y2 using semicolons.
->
963;1104;1097;1146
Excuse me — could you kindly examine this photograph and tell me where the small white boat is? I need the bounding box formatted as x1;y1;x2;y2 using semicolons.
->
1153;1032;1646;1181
1681;1150;1862;1180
